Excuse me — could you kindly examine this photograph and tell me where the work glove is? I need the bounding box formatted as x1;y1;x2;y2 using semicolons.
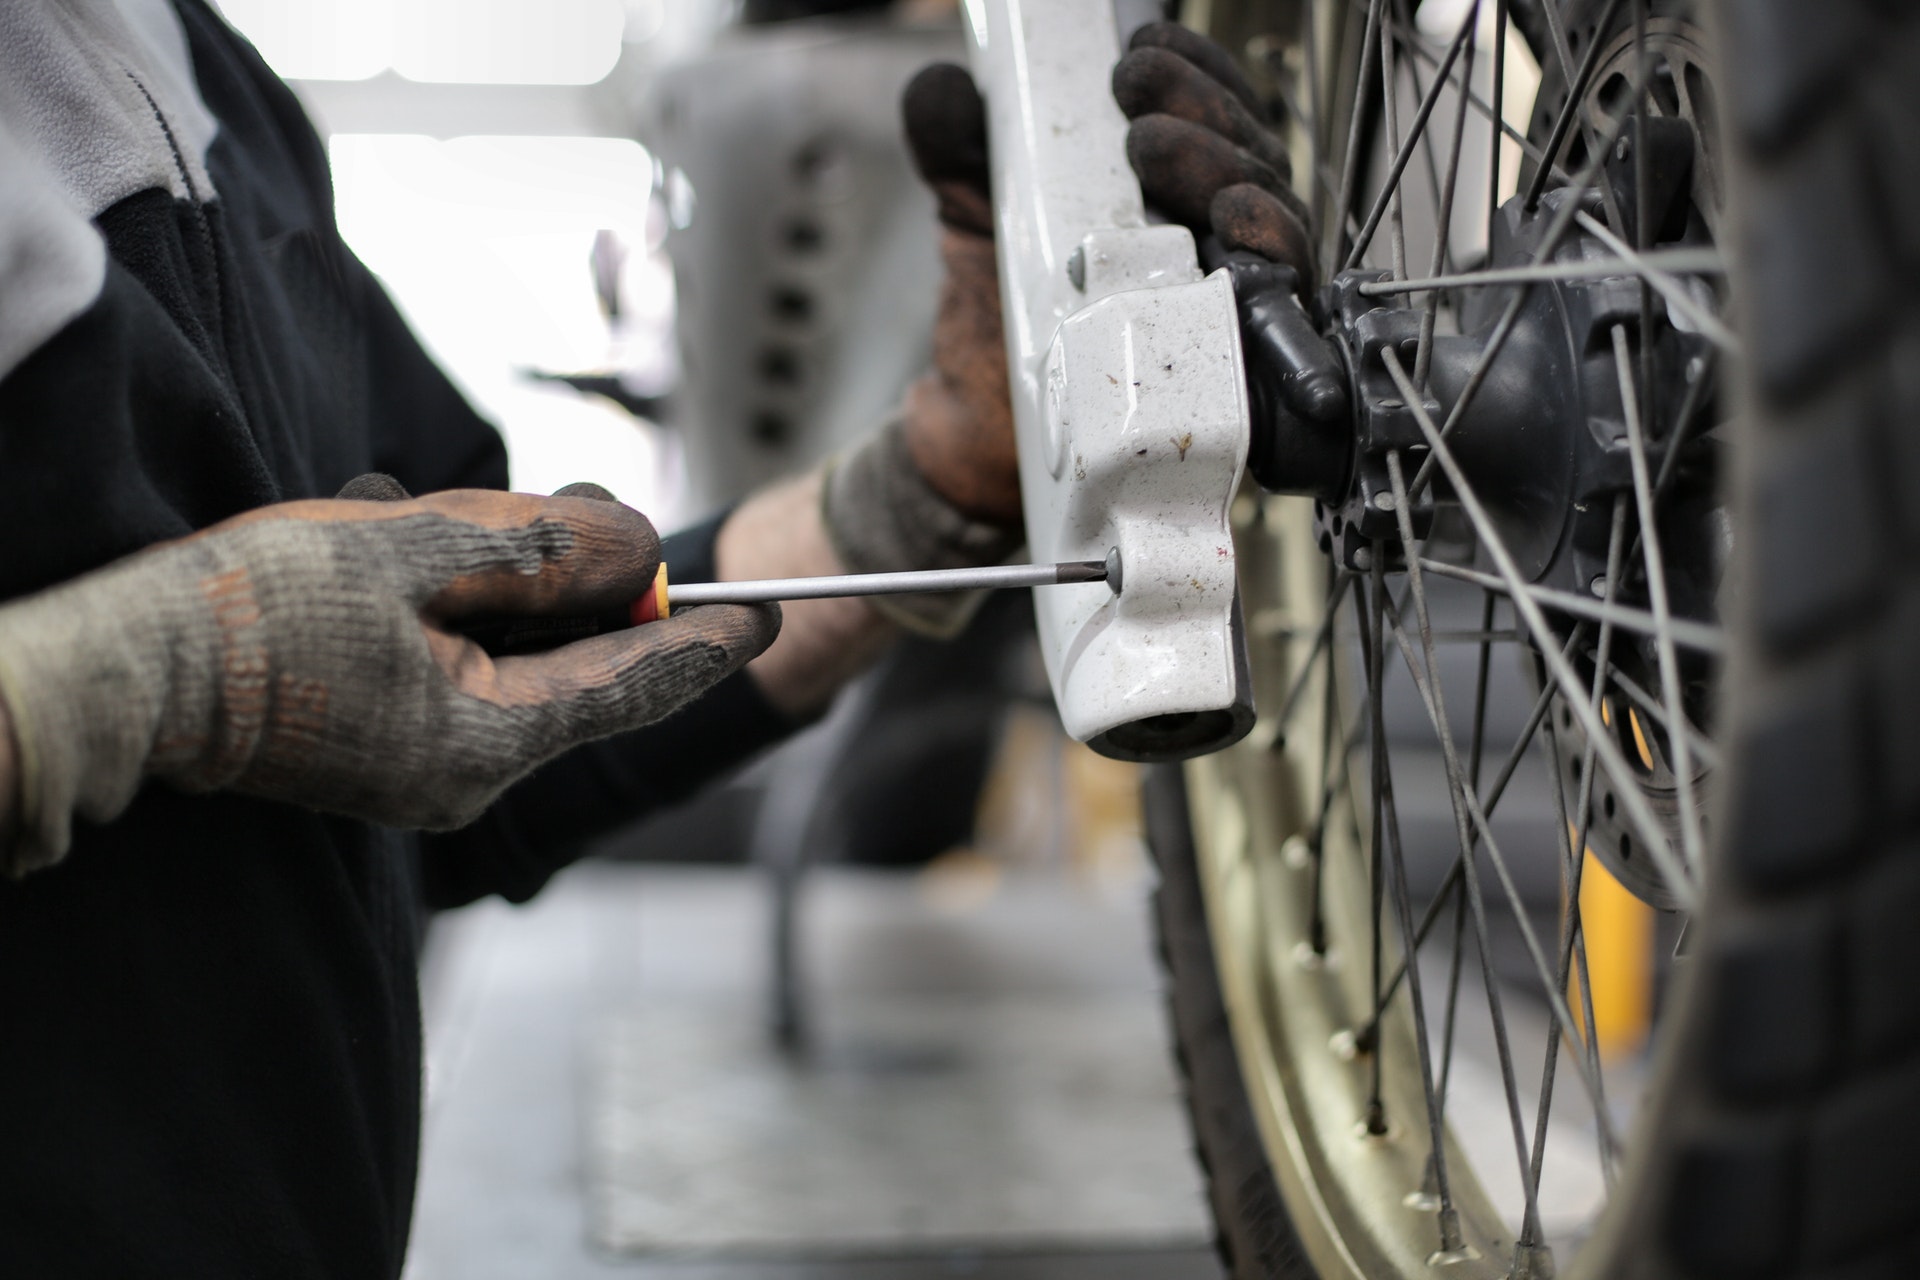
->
1114;21;1315;284
1115;21;1348;459
0;481;779;876
820;62;1023;638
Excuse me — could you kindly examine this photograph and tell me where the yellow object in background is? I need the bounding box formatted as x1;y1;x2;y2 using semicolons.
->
1570;848;1654;1061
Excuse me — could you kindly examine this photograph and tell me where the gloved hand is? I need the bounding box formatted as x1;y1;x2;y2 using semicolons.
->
820;62;1022;638
0;481;779;875
1113;21;1315;285
1115;22;1348;468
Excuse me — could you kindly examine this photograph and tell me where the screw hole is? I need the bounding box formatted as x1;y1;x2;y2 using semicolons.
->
782;217;825;254
757;346;802;387
769;284;814;323
749;409;792;446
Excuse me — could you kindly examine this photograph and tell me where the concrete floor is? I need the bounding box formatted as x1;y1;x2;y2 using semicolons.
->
402;859;1223;1280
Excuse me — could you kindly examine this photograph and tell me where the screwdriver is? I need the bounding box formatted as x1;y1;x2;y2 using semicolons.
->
630;548;1122;621
469;549;1123;654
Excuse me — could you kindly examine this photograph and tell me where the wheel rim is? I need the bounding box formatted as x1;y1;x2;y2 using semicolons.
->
1184;2;1732;1275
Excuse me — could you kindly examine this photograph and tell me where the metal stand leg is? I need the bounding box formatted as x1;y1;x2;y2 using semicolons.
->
747;674;877;1054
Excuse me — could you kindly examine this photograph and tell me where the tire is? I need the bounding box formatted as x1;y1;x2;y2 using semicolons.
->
1147;2;1920;1277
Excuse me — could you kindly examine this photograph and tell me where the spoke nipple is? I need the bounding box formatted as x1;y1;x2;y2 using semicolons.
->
1281;835;1311;869
1510;1242;1558;1279
1292;940;1331;971
1329;1028;1360;1060
1589;575;1609;598
1352;546;1374;571
1362;1100;1389;1137
1427;1208;1481;1268
1372;490;1396;512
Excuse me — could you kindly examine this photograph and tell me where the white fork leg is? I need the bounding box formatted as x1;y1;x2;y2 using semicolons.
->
964;0;1256;759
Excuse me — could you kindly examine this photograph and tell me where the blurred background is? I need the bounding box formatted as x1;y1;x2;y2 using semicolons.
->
211;1;1223;1276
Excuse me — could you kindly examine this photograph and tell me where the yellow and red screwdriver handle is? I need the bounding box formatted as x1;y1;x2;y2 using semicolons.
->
628;563;671;625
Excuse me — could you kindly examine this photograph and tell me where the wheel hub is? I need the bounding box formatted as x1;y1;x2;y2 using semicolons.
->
1237;174;1724;909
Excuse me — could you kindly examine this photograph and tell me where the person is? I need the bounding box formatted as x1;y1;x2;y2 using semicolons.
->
0;2;1304;1274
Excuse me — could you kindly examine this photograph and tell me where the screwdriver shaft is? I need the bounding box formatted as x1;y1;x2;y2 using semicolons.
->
669;558;1111;607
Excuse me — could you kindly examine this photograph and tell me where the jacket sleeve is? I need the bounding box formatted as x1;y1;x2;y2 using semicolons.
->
414;511;802;908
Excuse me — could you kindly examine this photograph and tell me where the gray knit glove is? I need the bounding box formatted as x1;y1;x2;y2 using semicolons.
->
822;419;1022;638
828;64;1023;638
0;487;779;875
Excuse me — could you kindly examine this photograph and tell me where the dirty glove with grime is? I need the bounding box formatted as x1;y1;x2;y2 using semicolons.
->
1114;21;1316;282
0;485;779;875
1114;21;1348;468
821;62;1022;639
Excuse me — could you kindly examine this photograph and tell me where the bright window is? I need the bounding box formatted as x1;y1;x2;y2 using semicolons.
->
218;0;626;85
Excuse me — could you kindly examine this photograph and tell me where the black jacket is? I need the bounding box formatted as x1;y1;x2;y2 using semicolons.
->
0;3;791;1274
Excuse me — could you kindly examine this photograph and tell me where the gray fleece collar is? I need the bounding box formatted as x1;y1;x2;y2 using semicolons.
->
0;0;220;380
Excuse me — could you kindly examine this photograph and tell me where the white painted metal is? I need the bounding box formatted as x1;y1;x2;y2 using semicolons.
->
964;0;1254;756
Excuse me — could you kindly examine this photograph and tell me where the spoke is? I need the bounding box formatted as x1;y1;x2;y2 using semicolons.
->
1432;870;1471;1165
1344;1;1480;273
1522;496;1630;1249
1355;557;1390;1133
1356;247;1725;296
1273;571;1354;740
1404;49;1661;505
1576;211;1740;353
1563;505;1627;1184
1467;593;1497;801
1520;0;1627;210
1397;26;1454;272
1300;0;1323;195
1613;324;1707;874
1416;559;1726;654
1307;609;1346;957
1363;548;1468;1253
1414;0;1479;387
1384;453;1547;1244
1654;350;1715;501
1532;0;1635;238
1338;0;1575;192
1430;588;1494;1151
1378;10;1411;283
1334;0;1388;268
1597;659;1721;770
1379;595;1625;1155
1633;0;1657;425
1362;624;1591;1023
1382;344;1699;911
1427;628;1525;644
1487;0;1508;255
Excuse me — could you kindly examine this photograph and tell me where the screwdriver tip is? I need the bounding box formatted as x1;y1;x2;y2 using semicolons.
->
1057;549;1123;593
